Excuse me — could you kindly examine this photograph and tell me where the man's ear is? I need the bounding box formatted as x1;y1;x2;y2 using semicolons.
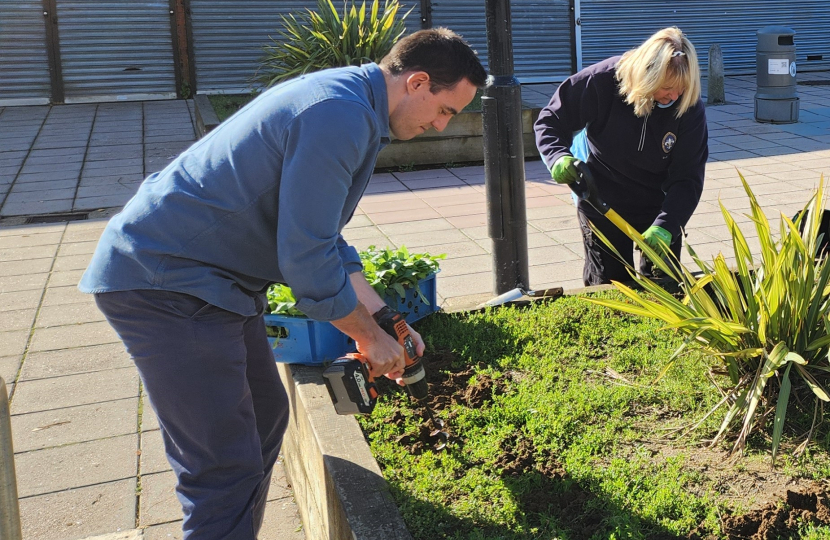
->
405;71;431;92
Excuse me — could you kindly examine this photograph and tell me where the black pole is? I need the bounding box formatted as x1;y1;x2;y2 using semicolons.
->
419;0;431;29
482;0;529;295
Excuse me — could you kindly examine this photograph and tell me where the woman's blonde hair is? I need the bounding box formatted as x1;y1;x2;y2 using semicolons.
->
615;27;701;118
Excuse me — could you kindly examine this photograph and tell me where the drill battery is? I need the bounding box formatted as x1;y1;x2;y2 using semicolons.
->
322;353;378;415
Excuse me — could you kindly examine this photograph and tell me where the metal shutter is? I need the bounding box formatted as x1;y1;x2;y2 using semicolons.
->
55;0;177;102
189;1;418;95
430;0;572;82
578;0;830;74
0;2;52;105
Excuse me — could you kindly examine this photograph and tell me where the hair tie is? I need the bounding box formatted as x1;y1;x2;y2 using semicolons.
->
671;50;686;57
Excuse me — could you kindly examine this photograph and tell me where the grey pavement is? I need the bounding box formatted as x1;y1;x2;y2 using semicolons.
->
1;72;830;539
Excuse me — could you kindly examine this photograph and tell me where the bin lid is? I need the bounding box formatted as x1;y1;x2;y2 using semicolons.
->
757;25;795;35
757;26;796;50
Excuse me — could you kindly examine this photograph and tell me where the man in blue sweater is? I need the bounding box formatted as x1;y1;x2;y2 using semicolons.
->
80;28;486;539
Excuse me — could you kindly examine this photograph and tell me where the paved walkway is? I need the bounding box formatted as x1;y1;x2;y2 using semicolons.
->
1;72;830;539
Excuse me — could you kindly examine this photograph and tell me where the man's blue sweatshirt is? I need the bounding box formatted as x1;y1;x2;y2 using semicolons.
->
79;63;390;321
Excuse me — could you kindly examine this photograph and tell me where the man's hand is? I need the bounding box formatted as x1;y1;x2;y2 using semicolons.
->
551;155;581;184
355;329;405;380
642;225;672;252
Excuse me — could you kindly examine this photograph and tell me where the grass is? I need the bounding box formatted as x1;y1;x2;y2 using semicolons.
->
358;292;830;539
208;93;258;122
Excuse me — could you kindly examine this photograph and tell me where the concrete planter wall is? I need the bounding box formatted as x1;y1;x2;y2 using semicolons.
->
277;363;412;540
193;96;541;169
375;107;542;168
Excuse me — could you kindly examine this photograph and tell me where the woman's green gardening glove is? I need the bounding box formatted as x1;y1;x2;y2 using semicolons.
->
550;155;580;184
642;225;672;251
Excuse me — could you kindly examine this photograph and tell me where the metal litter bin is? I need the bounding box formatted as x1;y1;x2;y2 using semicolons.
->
754;26;799;123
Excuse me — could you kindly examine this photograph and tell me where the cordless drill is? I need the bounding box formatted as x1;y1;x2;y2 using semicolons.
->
323;306;430;415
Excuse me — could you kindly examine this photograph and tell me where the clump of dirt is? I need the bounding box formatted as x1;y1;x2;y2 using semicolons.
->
719;483;830;540
420;349;509;410
493;436;609;537
393;423;446;455
381;349;508;454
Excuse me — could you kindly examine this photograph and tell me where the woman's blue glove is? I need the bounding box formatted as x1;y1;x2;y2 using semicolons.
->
642;226;672;251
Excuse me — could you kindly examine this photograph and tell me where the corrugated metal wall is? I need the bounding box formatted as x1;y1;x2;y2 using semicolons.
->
0;2;52;105
55;0;177;102
579;0;830;74
430;0;572;82
189;1;418;94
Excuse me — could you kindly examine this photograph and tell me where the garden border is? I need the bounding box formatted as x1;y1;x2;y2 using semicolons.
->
276;284;613;540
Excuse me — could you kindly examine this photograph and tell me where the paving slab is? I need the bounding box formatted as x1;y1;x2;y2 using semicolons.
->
0;288;44;311
0;258;53;277
63;223;107;242
20;342;132;380
55;238;97;254
1;354;21;386
76;194;137;210
49;268;88;287
11;397;138;452
15;433;138;497
0;271;49;292
0;328;30;357
0;243;59;261
139;470;180;527
142;521;183;540
12;367;139;413
19;478;136;540
28;320;121;352
139;429;168;475
41;284;92;307
53;252;95;272
1;199;74;216
0;308;37;332
37;301;107;327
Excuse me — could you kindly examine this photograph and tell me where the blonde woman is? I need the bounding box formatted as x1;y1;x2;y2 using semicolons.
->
535;27;708;285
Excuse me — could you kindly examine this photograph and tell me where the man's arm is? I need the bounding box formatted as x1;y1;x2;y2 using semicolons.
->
277;100;375;322
330;272;426;380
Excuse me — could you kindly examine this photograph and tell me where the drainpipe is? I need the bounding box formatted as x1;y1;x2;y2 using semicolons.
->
0;377;22;540
482;0;529;295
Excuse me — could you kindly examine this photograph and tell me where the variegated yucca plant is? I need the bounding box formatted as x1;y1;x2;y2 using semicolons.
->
254;0;410;88
587;174;830;464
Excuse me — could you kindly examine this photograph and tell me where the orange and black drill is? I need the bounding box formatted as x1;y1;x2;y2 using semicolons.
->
323;307;438;425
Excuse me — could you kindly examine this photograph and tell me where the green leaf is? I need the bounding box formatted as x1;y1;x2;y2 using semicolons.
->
771;363;793;465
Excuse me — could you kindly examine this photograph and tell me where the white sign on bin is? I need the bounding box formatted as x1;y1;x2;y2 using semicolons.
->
768;59;790;75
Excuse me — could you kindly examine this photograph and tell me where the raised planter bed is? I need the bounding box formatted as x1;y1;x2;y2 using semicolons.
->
193;95;541;168
275;286;611;540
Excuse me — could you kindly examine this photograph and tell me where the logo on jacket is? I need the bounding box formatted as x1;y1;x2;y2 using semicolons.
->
662;132;677;153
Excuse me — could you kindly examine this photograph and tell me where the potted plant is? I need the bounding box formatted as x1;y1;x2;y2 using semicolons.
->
265;245;444;364
360;245;444;324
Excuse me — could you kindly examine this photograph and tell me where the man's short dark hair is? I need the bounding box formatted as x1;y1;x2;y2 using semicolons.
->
380;28;487;92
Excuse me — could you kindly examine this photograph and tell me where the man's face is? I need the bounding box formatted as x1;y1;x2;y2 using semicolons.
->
389;73;478;141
